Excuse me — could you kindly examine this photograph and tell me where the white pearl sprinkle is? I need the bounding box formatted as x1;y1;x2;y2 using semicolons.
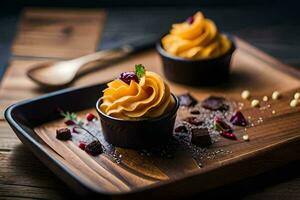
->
241;90;251;100
294;92;300;100
290;99;299;107
272;110;276;114
262;96;268;102
251;99;260;107
272;91;281;100
243;134;249;141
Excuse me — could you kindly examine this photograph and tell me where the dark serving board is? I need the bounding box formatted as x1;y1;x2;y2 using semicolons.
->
4;38;300;199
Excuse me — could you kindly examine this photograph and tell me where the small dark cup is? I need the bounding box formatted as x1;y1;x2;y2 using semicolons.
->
96;94;179;149
157;34;236;86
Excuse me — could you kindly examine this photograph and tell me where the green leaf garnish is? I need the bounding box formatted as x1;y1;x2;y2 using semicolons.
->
135;64;145;80
61;111;77;121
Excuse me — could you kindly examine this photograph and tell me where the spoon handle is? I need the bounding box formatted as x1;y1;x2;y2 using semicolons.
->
73;46;133;68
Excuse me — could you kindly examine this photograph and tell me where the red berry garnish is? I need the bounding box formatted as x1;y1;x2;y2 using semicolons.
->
220;131;237;140
119;72;139;85
79;142;86;150
86;113;97;121
64;119;75;126
186;16;194;24
214;117;233;132
230;111;247;126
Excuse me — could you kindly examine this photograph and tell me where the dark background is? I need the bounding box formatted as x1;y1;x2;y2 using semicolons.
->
0;1;300;199
1;1;300;79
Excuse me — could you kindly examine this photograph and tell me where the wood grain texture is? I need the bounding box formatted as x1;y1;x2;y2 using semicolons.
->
1;7;300;199
12;8;106;59
32;88;300;196
0;8;107;200
0;147;77;199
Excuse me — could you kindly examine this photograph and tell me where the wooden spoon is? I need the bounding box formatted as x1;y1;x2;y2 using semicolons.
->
27;47;133;88
27;35;157;88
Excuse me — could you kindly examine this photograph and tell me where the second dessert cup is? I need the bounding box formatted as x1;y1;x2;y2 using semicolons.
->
157;11;236;86
157;34;236;86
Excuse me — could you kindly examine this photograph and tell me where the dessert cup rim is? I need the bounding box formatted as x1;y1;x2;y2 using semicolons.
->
156;33;236;62
96;93;179;122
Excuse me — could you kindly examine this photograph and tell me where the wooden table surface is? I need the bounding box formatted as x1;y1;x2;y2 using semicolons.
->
0;7;300;200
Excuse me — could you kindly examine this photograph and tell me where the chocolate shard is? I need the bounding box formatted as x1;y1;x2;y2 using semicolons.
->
191;128;212;147
85;140;103;156
178;93;198;107
56;128;72;140
184;117;204;126
230;111;247;126
202;96;229;111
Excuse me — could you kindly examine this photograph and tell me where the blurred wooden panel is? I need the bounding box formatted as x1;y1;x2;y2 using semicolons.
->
12;8;106;59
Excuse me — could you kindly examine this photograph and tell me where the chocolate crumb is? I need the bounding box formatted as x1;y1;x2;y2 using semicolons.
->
178;93;198;107
184;117;203;126
191;128;212;147
56;128;71;140
190;110;200;115
85;140;103;156
202;96;229;111
175;125;188;133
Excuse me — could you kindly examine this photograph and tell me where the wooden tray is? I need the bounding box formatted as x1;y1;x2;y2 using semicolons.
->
5;38;300;199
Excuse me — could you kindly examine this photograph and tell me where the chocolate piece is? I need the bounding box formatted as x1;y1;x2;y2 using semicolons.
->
178;93;198;107
56;128;71;140
184;117;203;126
85;140;103;156
175;125;188;133
190;110;200;115
202;96;229;111
191;128;212;147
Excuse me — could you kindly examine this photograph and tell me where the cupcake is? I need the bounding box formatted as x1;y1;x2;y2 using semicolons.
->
96;64;179;148
157;11;235;86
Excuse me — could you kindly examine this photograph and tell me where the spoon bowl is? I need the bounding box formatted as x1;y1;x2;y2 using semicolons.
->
27;47;133;88
27;61;81;87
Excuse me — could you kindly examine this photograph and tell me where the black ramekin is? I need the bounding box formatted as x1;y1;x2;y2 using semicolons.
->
96;94;179;149
156;34;236;86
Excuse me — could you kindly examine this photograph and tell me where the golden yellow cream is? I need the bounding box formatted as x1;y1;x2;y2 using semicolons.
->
162;12;231;59
100;71;175;119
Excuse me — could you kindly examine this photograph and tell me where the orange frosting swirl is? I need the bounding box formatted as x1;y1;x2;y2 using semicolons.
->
100;71;175;119
162;12;231;59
